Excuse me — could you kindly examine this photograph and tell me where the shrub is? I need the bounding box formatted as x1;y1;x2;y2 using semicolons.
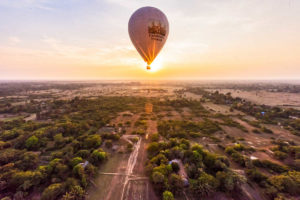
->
10;170;43;191
62;185;85;200
105;140;113;148
274;151;288;160
252;159;288;173
252;129;261;134
70;157;83;167
147;142;160;157
25;135;39;150
84;135;101;149
261;126;273;134
1;130;20;141
163;190;174;200
76;150;90;159
216;170;246;191
169;173;184;192
228;151;246;167
246;168;268;186
149;133;159;142
268;171;300;195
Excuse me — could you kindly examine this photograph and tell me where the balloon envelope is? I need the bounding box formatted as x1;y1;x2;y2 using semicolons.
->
128;7;169;69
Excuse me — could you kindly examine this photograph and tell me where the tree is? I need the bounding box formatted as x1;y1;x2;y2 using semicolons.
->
73;164;85;179
169;173;184;193
0;148;22;165
268;171;300;195
147;142;159;157
189;172;219;196
216;170;245;192
84;135;101;149
163;190;174;200
152;171;164;184
25;136;39;150
90;149;107;165
62;185;85;200
70;157;83;168
16;152;39;170
149;133;159;142
41;183;64;200
76;150;90;159
54;133;65;147
171;162;180;173
10;170;43;191
1;130;20;141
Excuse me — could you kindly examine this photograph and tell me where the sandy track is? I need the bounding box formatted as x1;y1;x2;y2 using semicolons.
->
121;136;142;200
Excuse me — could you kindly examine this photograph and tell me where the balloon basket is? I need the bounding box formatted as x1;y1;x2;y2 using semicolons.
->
147;66;151;70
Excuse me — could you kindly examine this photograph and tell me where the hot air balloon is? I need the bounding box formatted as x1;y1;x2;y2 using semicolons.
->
128;7;169;70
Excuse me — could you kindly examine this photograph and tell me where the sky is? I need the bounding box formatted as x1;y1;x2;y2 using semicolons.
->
0;0;300;80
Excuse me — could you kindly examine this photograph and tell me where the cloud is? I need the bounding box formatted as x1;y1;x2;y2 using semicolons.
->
8;36;21;45
41;36;138;66
0;0;54;10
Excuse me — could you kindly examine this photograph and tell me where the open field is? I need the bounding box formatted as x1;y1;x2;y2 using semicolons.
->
206;88;300;110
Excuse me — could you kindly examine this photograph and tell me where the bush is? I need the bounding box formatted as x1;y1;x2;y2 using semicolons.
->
10;170;43;191
274;151;288;160
231;152;246;166
246;168;268;186
169;173;184;192
84;135;101;149
1;130;20;141
252;129;261;134
16;152;39;170
189;172;219;196
163;190;174;200
62;185;85;200
73;164;85;180
25;135;39;150
216;170;245;191
261;126;273;134
76;150;90;159
252;159;288;173
149;133;159;142
147;142;160;157
105;140;113;148
268;171;300;195
127;143;133;152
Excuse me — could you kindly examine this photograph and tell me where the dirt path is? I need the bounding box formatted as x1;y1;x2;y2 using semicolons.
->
123;119;159;200
120;136;142;200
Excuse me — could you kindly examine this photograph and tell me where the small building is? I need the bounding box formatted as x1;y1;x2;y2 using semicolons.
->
98;126;116;134
79;161;89;168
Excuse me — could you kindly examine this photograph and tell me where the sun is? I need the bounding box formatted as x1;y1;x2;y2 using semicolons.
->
147;56;163;73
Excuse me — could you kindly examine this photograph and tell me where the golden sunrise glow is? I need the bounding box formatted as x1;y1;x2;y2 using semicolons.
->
147;56;163;73
0;1;300;80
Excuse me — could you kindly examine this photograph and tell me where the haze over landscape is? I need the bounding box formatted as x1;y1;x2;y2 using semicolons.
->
1;0;300;80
